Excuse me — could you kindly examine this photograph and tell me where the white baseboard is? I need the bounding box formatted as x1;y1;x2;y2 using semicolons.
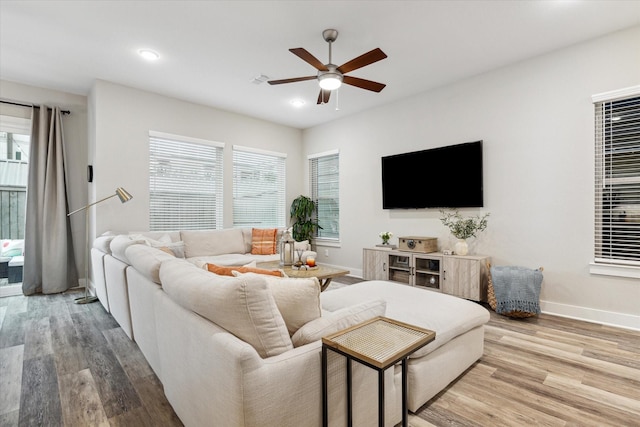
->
540;300;640;331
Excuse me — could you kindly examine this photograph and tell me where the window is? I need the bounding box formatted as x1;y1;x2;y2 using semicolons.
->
592;86;640;278
0;115;30;241
233;145;286;228
309;150;339;241
149;131;224;231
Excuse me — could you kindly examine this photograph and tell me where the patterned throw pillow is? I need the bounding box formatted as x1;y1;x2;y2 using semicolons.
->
206;263;284;277
251;228;278;255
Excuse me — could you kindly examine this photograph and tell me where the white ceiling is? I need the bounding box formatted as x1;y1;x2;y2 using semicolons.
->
1;1;639;129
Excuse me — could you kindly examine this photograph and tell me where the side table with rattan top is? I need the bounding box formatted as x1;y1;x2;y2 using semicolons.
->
321;316;436;427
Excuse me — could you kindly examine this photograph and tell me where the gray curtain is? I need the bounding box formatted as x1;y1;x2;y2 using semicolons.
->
23;106;78;295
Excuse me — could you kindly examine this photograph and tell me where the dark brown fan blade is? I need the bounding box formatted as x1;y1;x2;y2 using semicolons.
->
290;48;329;71
268;76;317;85
343;75;386;92
317;89;331;104
337;48;387;74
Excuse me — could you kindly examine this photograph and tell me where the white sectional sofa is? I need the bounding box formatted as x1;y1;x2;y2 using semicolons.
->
91;228;312;339
91;229;490;426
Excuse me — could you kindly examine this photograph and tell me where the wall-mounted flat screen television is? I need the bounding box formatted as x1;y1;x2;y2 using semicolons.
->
381;140;483;209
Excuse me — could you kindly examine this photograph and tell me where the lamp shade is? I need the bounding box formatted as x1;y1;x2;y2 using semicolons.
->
116;187;133;203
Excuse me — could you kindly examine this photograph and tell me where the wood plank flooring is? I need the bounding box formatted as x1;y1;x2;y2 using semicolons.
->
0;290;182;427
1;285;639;426
413;309;640;427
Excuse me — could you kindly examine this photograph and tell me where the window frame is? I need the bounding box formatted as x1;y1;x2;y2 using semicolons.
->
309;149;340;245
590;85;640;279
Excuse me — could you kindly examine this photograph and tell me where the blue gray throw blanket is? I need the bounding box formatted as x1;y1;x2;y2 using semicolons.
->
490;266;543;315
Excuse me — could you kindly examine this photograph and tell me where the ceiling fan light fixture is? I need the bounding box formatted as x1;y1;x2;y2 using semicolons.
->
318;72;343;90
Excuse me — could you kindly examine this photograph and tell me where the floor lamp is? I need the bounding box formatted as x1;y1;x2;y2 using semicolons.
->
67;187;133;304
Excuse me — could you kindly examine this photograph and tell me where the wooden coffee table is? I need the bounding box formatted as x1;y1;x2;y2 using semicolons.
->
257;261;349;291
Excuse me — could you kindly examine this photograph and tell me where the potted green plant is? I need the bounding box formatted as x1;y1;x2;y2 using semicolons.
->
290;195;322;242
440;210;489;255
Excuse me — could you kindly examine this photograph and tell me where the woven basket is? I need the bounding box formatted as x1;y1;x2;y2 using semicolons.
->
487;261;543;318
486;260;498;311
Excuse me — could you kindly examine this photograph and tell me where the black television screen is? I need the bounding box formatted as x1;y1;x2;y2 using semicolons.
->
382;141;483;209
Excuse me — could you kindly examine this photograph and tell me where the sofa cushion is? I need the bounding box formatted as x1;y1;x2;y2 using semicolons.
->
291;299;386;347
130;233;186;258
251;228;278;255
206;263;284;277
233;272;321;336
321;280;490;359
181;229;246;258
110;235;145;264
93;234;116;253
160;258;293;358
126;244;175;284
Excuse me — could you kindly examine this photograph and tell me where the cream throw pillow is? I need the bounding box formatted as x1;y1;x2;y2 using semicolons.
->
291;299;387;347
161;259;293;358
233;272;321;336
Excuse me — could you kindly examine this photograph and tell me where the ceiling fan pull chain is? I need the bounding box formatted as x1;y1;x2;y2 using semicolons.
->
335;89;340;111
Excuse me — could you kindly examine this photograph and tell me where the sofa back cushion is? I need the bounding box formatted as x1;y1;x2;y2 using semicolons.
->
110;235;145;264
126;244;175;284
160;259;293;358
233;272;321;336
181;229;246;258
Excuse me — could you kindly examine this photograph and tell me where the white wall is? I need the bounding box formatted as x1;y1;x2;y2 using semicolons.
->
90;80;303;235
0;80;88;284
303;26;640;329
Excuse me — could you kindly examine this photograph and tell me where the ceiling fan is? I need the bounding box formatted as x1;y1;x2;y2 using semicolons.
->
268;29;387;104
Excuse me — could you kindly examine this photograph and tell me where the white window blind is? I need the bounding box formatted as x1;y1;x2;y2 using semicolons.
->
149;132;224;231
594;91;640;267
310;150;339;240
233;146;286;228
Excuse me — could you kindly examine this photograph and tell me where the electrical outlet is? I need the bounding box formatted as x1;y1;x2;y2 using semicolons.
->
324;249;329;257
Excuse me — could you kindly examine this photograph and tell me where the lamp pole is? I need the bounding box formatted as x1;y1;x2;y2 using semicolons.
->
67;187;132;304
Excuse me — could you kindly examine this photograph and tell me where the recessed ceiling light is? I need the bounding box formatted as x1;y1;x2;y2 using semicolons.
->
290;99;306;108
138;49;160;61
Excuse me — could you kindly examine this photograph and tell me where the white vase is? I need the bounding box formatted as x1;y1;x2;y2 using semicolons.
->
454;239;469;256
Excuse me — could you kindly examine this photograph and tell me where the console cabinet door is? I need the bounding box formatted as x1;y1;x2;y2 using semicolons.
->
363;248;389;280
442;255;489;301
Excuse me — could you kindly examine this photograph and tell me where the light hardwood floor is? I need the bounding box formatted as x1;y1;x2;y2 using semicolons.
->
1;287;638;426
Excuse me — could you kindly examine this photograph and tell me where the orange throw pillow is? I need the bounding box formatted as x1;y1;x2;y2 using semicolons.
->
206;263;284;277
251;228;278;255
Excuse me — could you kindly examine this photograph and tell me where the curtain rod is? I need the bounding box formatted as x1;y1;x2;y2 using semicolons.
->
0;99;71;115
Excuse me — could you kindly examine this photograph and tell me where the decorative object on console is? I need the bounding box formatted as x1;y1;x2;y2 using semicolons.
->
379;231;393;245
440;209;489;255
290;195;321;242
67;187;133;304
279;230;296;266
398;236;437;253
